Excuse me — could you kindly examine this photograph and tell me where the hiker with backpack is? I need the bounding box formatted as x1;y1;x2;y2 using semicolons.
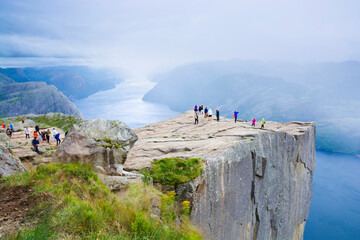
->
234;111;239;123
261;118;266;129
252;118;256;127
55;132;61;146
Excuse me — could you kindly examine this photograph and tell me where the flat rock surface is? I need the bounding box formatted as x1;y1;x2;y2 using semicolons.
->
125;111;314;171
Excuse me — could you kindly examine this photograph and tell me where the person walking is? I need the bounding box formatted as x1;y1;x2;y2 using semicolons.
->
234;110;239;123
52;128;57;142
46;129;51;143
204;107;208;118
10;123;14;132
194;105;198;115
194;114;199;125
261;118;266;129
32;136;40;154
35;124;40;134
25;127;30;139
252;118;256;127
216;109;220;121
55;132;61;146
208;108;213;121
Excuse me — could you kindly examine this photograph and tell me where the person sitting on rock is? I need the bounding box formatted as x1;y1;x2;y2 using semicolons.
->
25;127;30;139
261;118;266;129
252;118;256;127
32;136;40;154
6;128;12;138
55;133;61;146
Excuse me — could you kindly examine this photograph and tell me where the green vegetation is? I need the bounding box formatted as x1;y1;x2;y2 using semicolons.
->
142;158;204;186
1;163;201;240
33;113;82;130
97;138;125;150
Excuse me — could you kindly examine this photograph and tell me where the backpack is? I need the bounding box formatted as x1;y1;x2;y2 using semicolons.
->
233;113;236;118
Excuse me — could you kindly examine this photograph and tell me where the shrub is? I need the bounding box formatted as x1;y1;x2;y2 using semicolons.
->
142;158;204;186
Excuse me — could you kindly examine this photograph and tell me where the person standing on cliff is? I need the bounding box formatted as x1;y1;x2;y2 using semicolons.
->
25;127;30;139
204;107;208;118
261;118;266;129
52;128;57;142
208;108;213;121
194;105;198;115
234;110;239;123
32;136;40;154
194;114;199;125
55;132;61;146
46;129;51;143
10;123;14;132
252;118;256;126
35;124;40;134
216;109;220;121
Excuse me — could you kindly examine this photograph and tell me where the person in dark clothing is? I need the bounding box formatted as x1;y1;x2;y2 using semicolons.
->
65;130;68;136
6;128;12;138
55;133;61;146
35;124;40;134
216;109;220;121
199;105;203;115
41;131;46;143
194;114;199;125
234;111;239;123
46;129;50;143
32;137;40;154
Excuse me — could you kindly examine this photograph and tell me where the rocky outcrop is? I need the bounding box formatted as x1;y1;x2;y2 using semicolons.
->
0;133;25;177
126;111;316;240
0;82;82;118
54;119;140;189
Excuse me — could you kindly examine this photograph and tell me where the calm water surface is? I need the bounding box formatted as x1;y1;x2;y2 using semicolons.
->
75;78;179;128
75;80;360;239
304;151;360;240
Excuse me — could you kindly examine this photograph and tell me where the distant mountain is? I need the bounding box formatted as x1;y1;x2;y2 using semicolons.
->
0;81;82;118
0;66;123;101
143;60;360;154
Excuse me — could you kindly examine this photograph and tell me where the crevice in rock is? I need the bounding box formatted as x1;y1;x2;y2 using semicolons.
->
253;207;260;240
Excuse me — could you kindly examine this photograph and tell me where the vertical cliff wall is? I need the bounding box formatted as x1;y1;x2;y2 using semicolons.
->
125;111;315;240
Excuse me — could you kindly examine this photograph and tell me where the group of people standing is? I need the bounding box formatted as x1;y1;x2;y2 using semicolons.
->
31;125;63;154
194;105;220;125
194;105;266;129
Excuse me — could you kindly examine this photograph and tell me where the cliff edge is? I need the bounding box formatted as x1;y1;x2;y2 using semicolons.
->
125;111;316;240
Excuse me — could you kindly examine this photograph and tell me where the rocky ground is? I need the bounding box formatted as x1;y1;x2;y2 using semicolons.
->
125;110;313;171
6;126;66;171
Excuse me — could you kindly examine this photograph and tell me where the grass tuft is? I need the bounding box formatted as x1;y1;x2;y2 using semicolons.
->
142;158;204;186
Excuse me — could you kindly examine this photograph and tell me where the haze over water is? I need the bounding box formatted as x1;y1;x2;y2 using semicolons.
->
75;78;179;128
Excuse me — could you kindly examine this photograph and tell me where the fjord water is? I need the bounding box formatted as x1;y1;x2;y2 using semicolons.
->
75;80;360;239
75;79;179;128
304;151;360;240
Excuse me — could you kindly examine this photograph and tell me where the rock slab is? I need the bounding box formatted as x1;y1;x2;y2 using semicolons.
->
126;111;316;240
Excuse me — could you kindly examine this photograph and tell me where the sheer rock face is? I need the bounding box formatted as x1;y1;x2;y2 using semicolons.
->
126;111;315;240
54;119;138;177
0;133;25;177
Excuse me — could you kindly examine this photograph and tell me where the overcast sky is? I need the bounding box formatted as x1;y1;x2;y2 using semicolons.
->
1;0;359;75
